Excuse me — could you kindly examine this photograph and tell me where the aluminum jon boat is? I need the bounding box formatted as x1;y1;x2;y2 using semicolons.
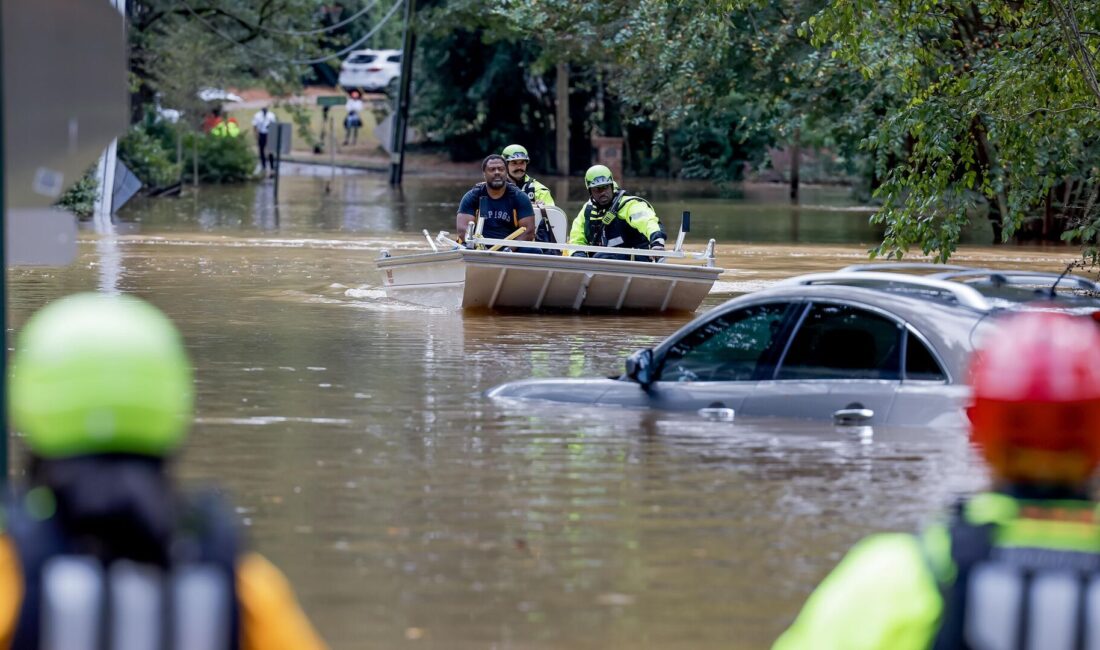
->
376;211;724;313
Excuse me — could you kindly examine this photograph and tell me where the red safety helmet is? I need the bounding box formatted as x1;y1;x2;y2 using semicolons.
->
968;311;1100;485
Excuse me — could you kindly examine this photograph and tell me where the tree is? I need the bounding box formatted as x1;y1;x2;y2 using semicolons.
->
129;1;330;117
809;1;1100;261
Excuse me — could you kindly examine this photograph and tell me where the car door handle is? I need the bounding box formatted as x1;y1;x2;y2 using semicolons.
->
833;407;874;425
698;407;735;422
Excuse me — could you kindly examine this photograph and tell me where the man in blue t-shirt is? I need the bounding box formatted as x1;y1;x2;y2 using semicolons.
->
456;154;535;249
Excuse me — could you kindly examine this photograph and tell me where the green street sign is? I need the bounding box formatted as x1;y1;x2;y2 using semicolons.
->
317;96;347;107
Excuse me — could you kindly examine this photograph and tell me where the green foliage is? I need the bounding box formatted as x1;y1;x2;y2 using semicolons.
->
55;170;99;219
119;124;182;189
412;28;557;165
182;133;257;184
130;1;331;122
413;0;844;180
809;1;1100;261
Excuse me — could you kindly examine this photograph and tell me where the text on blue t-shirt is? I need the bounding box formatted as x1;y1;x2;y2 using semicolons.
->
458;184;535;240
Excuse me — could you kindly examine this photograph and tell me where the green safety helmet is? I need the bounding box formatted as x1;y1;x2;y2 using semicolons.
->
9;293;194;459
585;164;615;189
502;144;529;162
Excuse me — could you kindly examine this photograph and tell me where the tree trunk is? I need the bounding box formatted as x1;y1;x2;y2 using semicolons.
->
790;126;801;203
555;62;569;177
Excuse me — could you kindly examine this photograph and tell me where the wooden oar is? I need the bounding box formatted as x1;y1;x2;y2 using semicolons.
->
488;227;527;252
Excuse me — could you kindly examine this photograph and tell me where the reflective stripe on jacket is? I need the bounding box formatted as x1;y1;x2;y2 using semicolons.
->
568;192;664;255
519;175;554;206
0;492;326;650
774;492;1100;650
211;120;241;138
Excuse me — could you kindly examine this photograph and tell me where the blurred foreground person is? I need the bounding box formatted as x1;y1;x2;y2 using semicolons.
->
6;293;326;650
774;311;1100;650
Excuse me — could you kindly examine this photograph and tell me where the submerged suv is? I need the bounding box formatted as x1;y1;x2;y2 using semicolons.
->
487;264;1100;427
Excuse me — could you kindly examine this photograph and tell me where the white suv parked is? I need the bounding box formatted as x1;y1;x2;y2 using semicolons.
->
338;49;401;93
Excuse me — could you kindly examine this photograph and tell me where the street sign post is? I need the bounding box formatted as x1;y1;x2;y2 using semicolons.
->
272;122;292;199
317;96;347;107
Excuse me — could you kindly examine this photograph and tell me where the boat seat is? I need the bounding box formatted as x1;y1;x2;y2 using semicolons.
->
537;206;569;247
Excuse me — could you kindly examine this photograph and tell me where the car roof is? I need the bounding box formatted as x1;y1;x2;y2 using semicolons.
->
345;49;400;57
785;264;1100;311
662;265;1100;383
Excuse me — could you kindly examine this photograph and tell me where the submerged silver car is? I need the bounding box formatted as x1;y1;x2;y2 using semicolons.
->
487;265;1100;427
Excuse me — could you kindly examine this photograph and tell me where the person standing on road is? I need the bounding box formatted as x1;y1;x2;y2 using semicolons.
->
456;154;535;249
774;311;1100;650
251;106;277;176
6;293;328;650
567;164;666;261
343;91;364;146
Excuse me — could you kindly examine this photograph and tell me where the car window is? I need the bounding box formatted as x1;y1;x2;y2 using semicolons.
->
659;303;790;382
777;303;901;380
905;331;946;381
347;54;376;64
386;54;402;62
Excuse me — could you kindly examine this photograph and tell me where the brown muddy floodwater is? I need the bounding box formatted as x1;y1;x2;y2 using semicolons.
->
6;169;1085;649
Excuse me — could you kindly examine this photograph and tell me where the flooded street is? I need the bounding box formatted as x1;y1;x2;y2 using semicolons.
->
7;172;1084;648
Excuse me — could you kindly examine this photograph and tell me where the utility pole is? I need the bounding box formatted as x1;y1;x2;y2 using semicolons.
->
388;0;416;186
555;62;569;177
3;0;127;485
91;0;127;223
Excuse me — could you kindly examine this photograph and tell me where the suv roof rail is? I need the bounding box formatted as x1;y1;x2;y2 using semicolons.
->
839;262;975;273
929;269;1100;293
778;271;992;310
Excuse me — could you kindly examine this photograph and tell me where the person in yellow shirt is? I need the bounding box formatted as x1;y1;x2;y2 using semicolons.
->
5;293;326;650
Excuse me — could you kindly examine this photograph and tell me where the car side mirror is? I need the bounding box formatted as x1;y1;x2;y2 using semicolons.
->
625;349;655;387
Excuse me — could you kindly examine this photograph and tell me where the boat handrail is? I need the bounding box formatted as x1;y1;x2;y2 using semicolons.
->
422;229;439;252
778;271;992;310
455;234;719;266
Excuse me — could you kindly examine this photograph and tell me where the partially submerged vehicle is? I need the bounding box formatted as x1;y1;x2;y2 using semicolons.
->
376;208;723;312
487;264;1100;427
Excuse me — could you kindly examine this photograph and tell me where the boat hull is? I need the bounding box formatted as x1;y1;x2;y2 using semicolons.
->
377;249;722;312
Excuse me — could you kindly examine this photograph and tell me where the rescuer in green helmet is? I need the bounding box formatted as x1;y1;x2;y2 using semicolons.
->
6;293;326;650
502;144;560;254
774;312;1100;650
502;144;555;207
567;165;666;261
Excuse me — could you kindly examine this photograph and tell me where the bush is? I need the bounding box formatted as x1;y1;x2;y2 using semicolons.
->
119;125;181;189
55;170;99;218
182;132;257;184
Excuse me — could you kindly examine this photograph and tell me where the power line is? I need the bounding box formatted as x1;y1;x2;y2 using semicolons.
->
180;0;405;65
253;0;383;37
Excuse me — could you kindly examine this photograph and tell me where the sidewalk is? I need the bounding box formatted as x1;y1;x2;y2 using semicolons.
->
283;150;477;178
